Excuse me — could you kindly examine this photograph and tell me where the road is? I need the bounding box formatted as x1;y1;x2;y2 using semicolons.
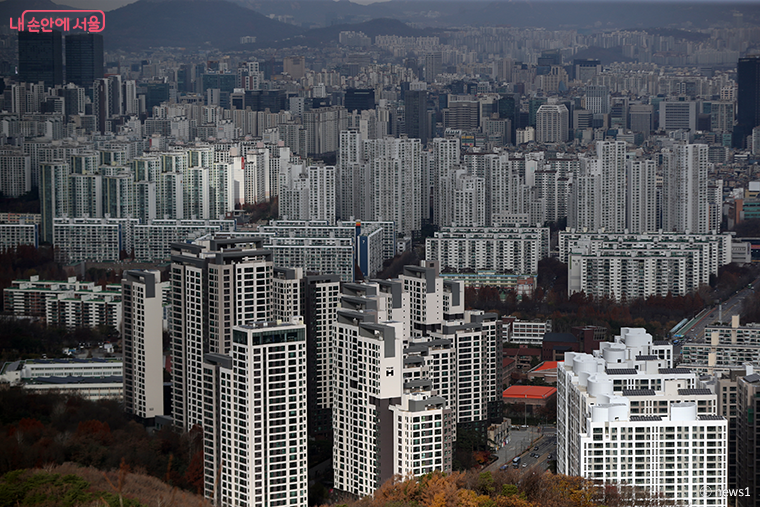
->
680;277;760;342
486;426;557;473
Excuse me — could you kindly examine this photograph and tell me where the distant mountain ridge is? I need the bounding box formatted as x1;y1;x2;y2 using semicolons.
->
239;0;760;30
0;0;78;23
101;0;304;50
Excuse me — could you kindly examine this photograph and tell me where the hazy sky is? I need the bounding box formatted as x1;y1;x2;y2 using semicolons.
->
50;0;760;11
52;0;137;11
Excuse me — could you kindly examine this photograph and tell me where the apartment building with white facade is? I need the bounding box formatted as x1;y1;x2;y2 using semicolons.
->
682;316;760;373
561;230;732;301
332;263;503;498
426;226;549;275
122;270;164;420
261;220;394;281
662;143;710;234
557;328;727;507
429;311;501;424
332;310;408;497
4;275;122;329
169;237;274;432
203;319;308;507
53;217;235;264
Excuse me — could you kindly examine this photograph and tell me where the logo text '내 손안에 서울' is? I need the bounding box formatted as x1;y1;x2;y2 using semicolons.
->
699;485;750;498
10;10;105;33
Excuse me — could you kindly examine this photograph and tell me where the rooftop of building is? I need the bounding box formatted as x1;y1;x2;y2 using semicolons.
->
502;385;557;399
533;361;559;372
25;375;123;385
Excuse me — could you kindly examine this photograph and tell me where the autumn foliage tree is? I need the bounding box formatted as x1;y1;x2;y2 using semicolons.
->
0;389;200;493
335;470;676;507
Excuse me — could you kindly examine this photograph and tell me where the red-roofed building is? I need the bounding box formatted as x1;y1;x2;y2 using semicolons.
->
502;385;557;413
527;361;558;384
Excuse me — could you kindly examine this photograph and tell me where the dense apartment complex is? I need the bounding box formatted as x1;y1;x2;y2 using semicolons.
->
332;262;501;497
561;230;732;301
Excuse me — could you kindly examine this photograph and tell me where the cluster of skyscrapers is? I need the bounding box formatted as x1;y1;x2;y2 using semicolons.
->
119;237;502;506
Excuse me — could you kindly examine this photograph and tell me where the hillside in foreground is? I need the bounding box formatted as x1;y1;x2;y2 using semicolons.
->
327;470;675;507
0;463;211;507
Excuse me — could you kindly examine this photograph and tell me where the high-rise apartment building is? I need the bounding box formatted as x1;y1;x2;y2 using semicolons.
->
558;328;727;507
303;274;341;439
431;138;460;226
332;263;500;498
662;144;709;234
597;140;627;233
203;319;308;507
40;161;71;243
0;149;31;198
626;159;657;234
122;270;164;420
169;237;274;432
18;31;63;88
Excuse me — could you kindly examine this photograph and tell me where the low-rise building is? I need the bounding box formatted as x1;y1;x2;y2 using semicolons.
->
502;317;551;345
439;272;537;298
527;361;559;384
4;275;122;328
502;385;557;414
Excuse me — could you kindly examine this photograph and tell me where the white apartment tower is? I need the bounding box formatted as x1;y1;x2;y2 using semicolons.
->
204;319;308;507
279;164;308;221
440;169;486;227
557;328;727;507
662;143;710;234
626;159;657;234
243;147;271;204
332;311;406;497
365;137;424;235
429;311;500;424
170;237;274;432
308;165;336;224
431;138;460;226
122;270;164;420
597;140;627;233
